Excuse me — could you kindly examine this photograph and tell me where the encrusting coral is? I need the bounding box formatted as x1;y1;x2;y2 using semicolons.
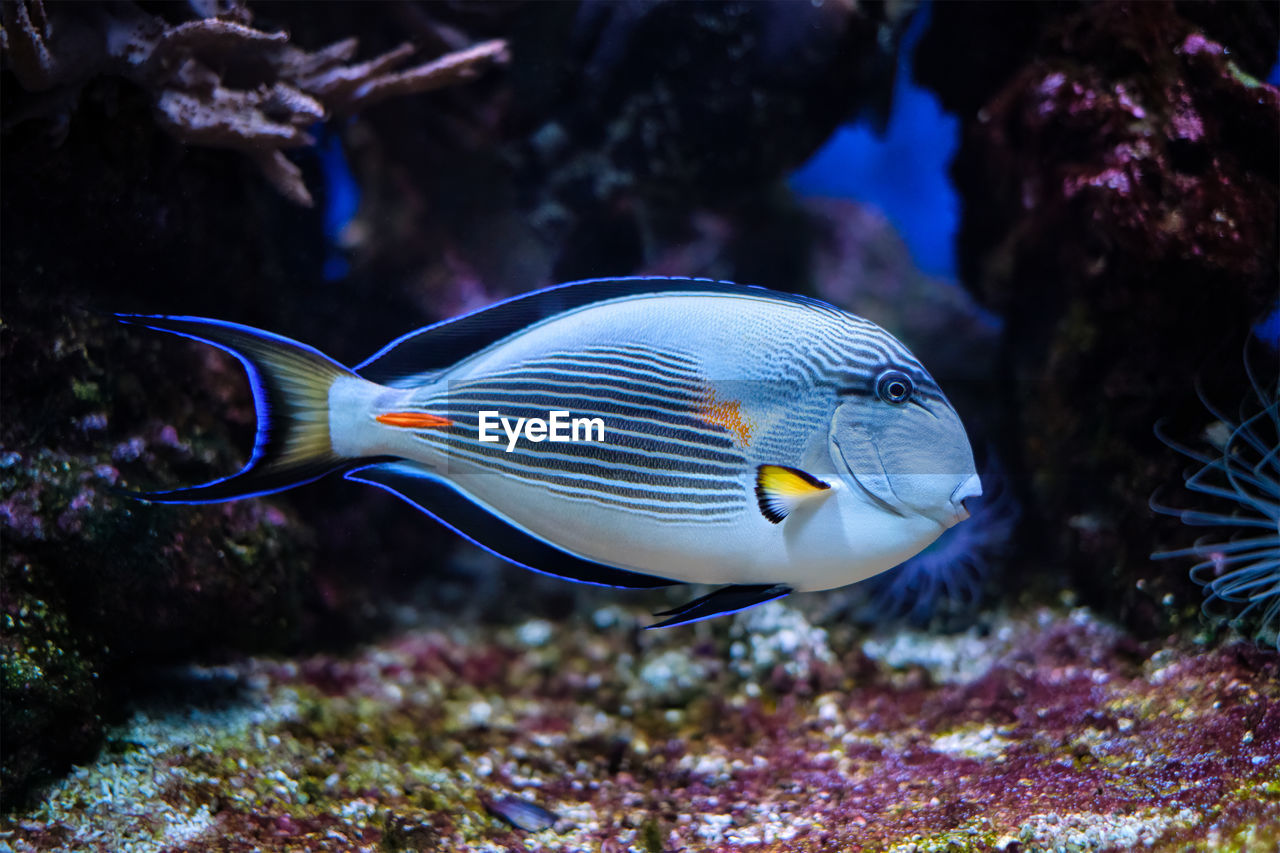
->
0;0;507;205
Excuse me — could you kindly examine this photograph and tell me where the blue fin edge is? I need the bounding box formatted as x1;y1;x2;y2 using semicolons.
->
116;314;349;503
353;276;834;384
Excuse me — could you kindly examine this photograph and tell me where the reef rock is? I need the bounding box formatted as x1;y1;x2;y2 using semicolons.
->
915;0;1280;636
0;2;508;807
503;0;914;280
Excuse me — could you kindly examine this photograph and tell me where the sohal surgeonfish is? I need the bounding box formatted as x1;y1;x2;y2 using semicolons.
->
121;277;981;626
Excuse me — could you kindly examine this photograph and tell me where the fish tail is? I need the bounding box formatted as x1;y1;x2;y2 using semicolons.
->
118;314;354;503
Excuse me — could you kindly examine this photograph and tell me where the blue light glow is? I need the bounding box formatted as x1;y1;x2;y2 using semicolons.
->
316;126;360;282
788;3;961;278
1253;303;1280;350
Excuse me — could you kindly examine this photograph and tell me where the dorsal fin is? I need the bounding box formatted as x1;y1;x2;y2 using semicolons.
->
354;276;830;385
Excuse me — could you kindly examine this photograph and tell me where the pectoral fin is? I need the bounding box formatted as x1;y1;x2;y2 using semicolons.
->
754;464;831;524
648;583;793;629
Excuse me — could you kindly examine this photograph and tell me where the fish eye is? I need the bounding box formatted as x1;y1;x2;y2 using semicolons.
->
875;369;913;405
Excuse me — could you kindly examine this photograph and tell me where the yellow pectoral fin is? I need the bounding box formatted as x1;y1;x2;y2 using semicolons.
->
376;411;453;429
755;464;831;524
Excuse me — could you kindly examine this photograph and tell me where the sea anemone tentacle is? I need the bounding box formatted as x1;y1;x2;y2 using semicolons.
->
1152;341;1280;649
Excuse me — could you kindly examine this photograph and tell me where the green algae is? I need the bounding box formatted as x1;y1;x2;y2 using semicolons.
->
69;379;101;404
0;437;316;807
0;589;102;810
1225;60;1266;90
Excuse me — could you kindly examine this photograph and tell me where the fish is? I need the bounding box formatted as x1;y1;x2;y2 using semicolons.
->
119;276;982;627
484;794;562;833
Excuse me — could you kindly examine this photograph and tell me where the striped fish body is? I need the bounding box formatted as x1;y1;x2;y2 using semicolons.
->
123;278;981;624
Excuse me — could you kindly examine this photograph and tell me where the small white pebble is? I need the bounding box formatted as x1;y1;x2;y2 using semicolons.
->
466;700;493;727
515;619;553;647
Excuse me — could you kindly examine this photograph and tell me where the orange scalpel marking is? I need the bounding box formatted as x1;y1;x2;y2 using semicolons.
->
698;388;754;447
376;412;453;429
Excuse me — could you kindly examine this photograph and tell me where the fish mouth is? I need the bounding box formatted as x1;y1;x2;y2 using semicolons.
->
948;473;983;526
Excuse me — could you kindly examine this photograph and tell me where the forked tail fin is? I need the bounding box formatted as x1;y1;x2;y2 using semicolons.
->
118;315;355;503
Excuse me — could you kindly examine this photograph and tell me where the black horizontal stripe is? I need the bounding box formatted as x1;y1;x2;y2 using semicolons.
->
423;432;744;491
443;411;740;465
512;362;705;395
434;421;746;478
444;414;744;464
543;344;698;366
579;343;699;369
416;437;745;504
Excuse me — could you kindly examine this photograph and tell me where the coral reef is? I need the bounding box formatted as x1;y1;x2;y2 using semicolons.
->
4;0;1277;833
1;0;507;204
509;0;911;203
412;0;915;285
914;0;1280;635
1;605;1276;851
0;301;319;809
0;2;511;808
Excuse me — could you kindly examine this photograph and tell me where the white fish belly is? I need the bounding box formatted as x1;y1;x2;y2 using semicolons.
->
444;465;943;591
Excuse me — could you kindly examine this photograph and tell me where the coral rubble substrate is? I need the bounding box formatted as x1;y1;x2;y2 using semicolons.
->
2;604;1275;852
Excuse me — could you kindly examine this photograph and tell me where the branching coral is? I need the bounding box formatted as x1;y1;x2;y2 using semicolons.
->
0;0;507;205
1153;343;1280;648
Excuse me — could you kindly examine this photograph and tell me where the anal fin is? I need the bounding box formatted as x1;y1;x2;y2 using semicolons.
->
649;583;793;629
345;461;680;590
